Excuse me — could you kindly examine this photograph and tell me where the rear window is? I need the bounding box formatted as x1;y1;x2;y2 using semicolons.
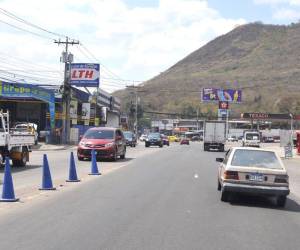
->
84;130;114;139
246;133;259;140
231;149;282;169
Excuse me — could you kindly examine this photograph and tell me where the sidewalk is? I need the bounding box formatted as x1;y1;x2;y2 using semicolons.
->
31;143;77;151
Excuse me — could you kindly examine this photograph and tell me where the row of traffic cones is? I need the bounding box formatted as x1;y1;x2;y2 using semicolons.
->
0;150;101;202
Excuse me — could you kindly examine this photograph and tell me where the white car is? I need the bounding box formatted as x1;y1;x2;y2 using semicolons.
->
139;134;148;141
217;147;289;207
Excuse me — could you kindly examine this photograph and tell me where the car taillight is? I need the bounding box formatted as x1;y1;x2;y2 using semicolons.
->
274;175;288;183
224;171;239;180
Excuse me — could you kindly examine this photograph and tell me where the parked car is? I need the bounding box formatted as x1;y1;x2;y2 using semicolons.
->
263;136;275;143
139;134;148;141
216;147;289;207
191;135;201;141
14;122;38;145
123;131;137;147
77;127;126;161
145;133;163;147
180;138;190;145
161;135;170;146
168;135;180;142
227;135;238;142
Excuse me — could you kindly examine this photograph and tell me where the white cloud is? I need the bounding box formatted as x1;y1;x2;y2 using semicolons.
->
0;0;246;92
273;8;300;19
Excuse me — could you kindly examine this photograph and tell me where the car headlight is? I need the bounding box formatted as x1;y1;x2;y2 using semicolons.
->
79;141;86;146
146;138;149;141
105;142;115;148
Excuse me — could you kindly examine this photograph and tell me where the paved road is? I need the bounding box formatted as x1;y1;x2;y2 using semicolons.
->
0;143;162;192
0;143;300;250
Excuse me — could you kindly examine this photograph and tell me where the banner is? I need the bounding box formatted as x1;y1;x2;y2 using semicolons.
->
70;100;78;119
202;88;242;103
81;103;91;120
70;63;100;87
0;81;55;129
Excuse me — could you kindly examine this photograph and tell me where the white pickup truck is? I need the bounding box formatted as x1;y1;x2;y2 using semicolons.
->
0;111;35;166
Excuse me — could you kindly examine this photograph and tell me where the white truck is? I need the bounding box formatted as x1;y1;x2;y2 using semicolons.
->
242;130;261;147
204;121;226;152
0;111;35;167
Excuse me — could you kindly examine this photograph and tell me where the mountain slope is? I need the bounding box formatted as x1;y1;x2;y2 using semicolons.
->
115;22;300;117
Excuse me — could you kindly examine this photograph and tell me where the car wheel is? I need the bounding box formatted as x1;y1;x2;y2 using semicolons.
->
277;195;287;207
221;190;229;202
217;180;221;191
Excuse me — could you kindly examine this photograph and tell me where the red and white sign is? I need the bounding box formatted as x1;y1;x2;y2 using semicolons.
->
70;63;100;87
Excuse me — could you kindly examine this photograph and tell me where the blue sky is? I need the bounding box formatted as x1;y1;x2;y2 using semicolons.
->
0;0;300;92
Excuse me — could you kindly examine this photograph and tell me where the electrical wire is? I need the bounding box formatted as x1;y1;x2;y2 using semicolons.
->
0;7;66;38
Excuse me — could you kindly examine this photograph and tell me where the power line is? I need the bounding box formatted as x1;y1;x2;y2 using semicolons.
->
0;18;53;40
0;7;66;38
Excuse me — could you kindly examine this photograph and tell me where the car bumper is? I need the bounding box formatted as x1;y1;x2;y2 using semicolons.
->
77;148;115;159
222;182;290;196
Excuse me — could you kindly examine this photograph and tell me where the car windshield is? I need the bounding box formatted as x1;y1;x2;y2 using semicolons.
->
148;133;160;139
246;133;259;140
231;149;282;169
123;132;133;139
84;130;114;139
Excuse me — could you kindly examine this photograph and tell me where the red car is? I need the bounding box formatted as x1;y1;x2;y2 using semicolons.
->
180;138;190;145
77;127;126;161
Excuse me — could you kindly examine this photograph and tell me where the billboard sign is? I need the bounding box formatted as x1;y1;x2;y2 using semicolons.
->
70;63;100;87
241;113;291;120
219;101;229;110
202;88;242;103
81;103;91;120
0;81;55;129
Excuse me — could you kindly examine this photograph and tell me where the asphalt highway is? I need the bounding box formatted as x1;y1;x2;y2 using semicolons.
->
0;143;300;250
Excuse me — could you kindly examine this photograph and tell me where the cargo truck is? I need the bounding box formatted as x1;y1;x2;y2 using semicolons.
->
203;121;226;152
0;111;35;166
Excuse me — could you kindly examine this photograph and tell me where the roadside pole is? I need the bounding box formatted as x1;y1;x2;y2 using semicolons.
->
54;37;79;144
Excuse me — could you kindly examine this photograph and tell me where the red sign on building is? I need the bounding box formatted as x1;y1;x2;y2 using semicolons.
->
219;101;229;110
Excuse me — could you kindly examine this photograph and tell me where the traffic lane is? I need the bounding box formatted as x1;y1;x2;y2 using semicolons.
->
0;143;165;191
0;143;300;250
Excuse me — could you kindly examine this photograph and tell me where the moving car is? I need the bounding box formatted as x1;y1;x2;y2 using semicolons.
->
168;135;180;142
145;133;163;147
161;135;170;146
139;134;148;141
217;147;289;207
123;131;137;147
180;138;190;145
77;127;126;161
242;130;260;147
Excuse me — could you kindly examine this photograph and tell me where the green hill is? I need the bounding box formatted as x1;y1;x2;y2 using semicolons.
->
114;22;300;118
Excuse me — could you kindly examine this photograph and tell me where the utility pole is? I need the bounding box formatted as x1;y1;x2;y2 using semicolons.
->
54;37;79;144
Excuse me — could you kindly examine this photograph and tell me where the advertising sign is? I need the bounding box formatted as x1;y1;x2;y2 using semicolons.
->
241;113;291;120
202;88;242;103
70;100;78;119
0;81;55;129
81;103;91;120
70;63;100;87
219;101;229;110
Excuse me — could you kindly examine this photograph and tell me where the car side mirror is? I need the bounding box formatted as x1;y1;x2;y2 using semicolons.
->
79;135;83;140
216;158;224;163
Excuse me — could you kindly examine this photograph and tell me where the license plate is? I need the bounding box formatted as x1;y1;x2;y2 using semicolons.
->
249;174;263;182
